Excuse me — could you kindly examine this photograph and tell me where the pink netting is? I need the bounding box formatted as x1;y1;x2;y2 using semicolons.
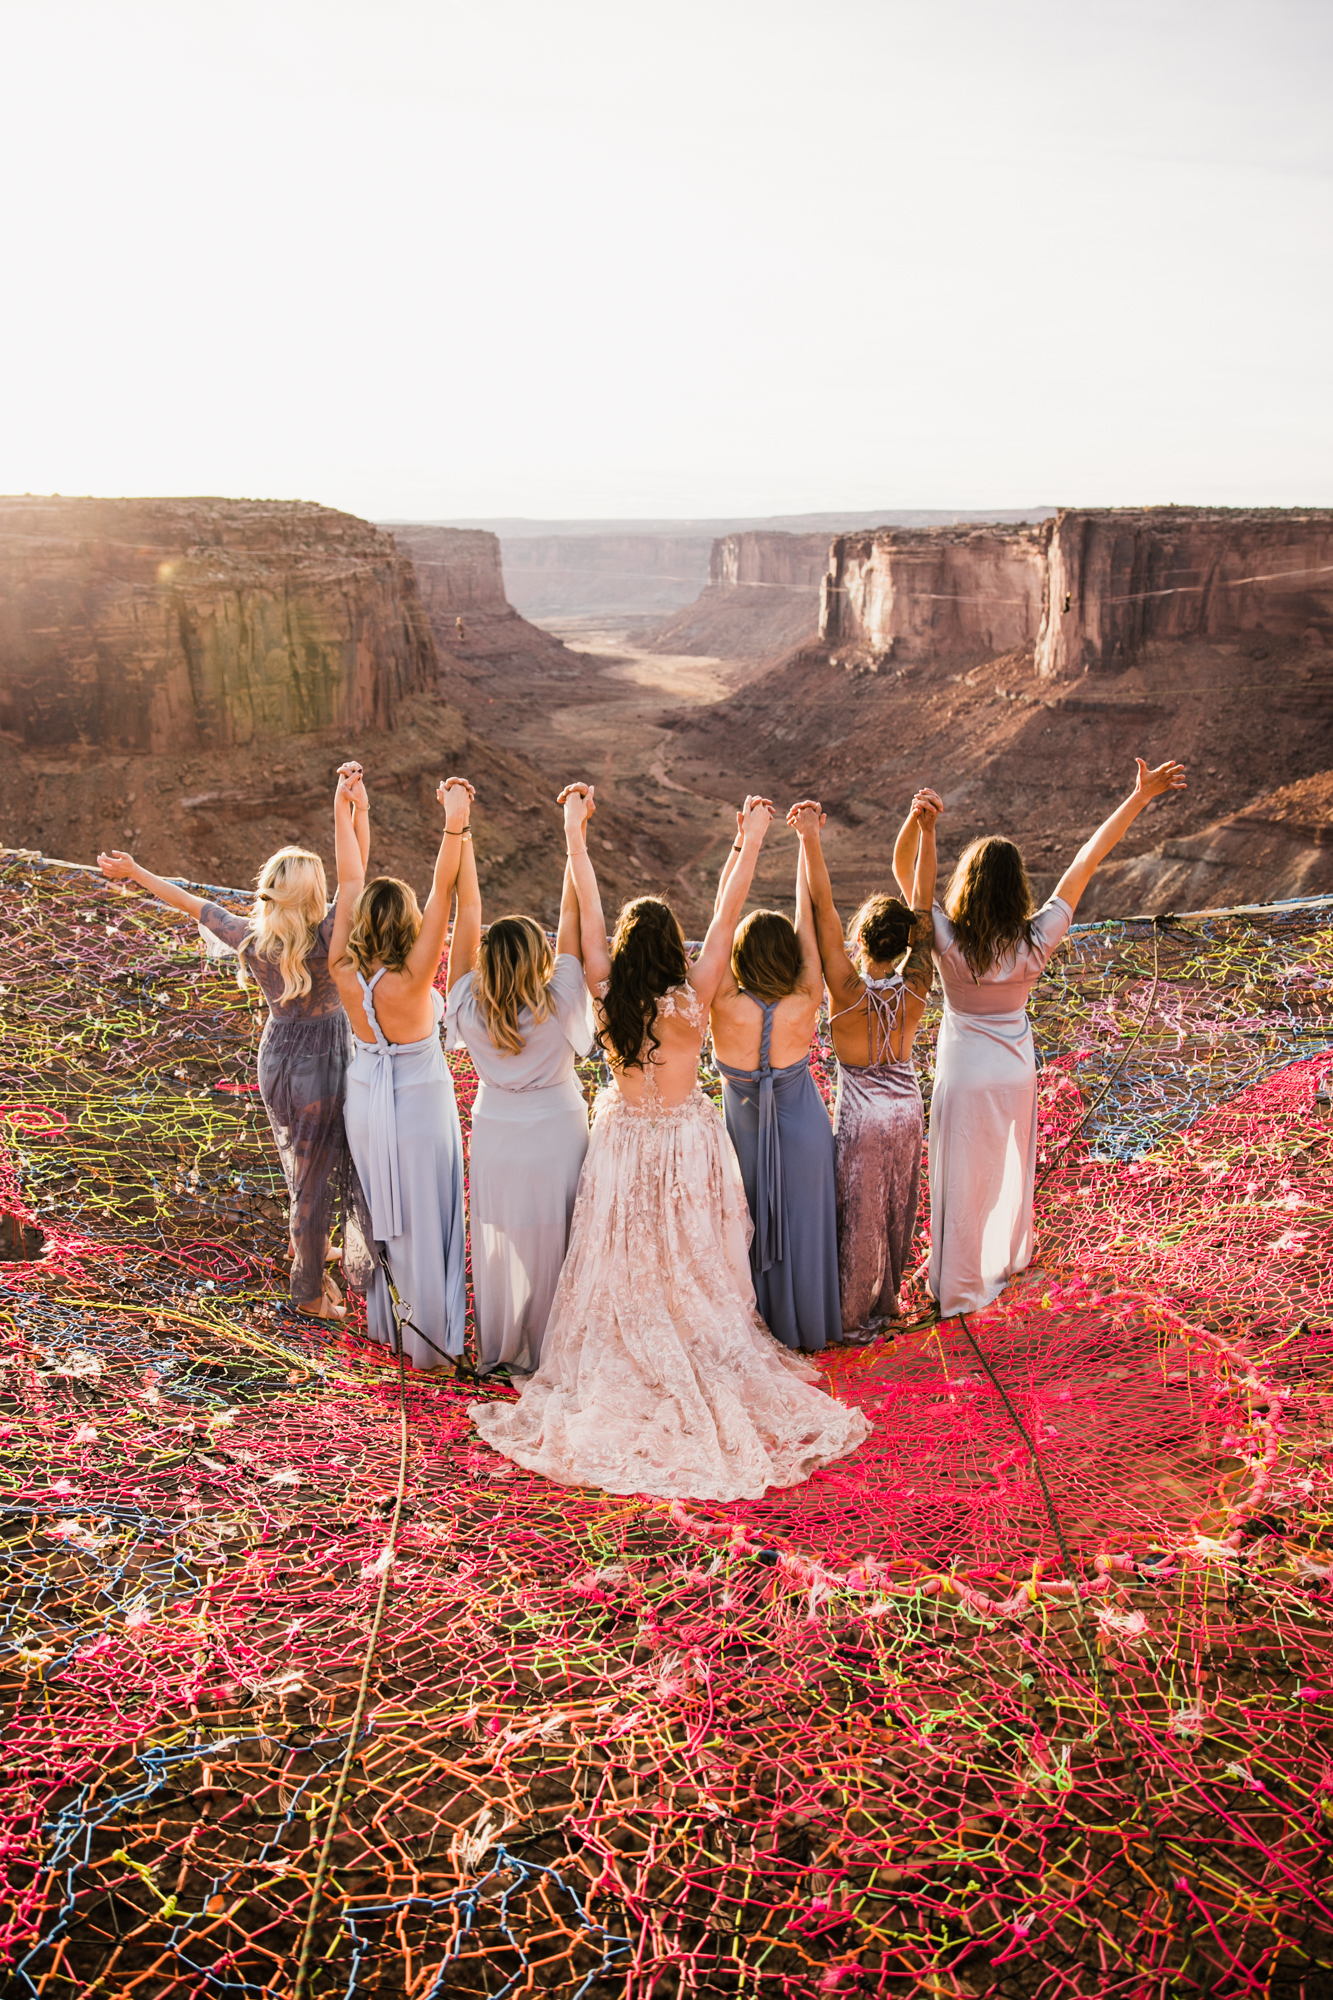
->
0;854;1330;1997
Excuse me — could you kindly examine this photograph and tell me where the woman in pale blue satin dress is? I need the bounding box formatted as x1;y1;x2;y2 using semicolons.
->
709;802;840;1353
329;768;474;1370
792;792;939;1333
446;793;594;1376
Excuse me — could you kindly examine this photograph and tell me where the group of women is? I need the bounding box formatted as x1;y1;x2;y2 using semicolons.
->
97;750;1185;1503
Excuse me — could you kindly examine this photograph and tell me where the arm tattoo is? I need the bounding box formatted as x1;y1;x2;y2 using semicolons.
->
902;909;934;996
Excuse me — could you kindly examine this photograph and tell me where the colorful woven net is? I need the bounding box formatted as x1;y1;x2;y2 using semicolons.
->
0;850;1330;1998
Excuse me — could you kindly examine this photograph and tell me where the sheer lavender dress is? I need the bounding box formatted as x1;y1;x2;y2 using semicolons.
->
830;975;925;1332
716;992;841;1353
470;983;868;1501
199;903;358;1309
343;971;467;1370
928;896;1073;1317
447;954;594;1375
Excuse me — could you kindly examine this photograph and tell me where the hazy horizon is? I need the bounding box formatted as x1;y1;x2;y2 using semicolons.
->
2;1;1329;520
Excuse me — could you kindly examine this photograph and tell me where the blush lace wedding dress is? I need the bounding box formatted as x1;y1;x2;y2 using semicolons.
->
470;985;869;1501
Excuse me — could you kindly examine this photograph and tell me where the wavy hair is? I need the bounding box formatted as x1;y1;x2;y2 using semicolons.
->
847;891;915;970
473;915;554;1057
943;836;1035;977
732;909;802;1003
238;848;327;1006
599;897;691;1072
345;877;423;977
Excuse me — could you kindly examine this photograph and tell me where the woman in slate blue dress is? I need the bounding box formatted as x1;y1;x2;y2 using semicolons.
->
709;798;841;1353
330;767;474;1371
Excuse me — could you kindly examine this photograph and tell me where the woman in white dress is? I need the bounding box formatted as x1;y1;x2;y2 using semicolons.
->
330;770;475;1370
470;786;869;1502
446;796;595;1376
920;756;1186;1318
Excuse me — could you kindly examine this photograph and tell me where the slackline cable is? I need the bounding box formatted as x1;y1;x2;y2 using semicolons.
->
290;1255;412;2000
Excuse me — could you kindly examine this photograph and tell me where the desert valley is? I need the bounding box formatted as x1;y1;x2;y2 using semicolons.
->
1;494;1329;928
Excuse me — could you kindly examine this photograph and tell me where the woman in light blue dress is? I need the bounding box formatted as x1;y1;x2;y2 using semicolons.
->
709;801;841;1352
446;792;594;1376
330;768;474;1370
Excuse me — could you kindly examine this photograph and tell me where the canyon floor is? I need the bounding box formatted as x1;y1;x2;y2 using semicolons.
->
2;618;1329;932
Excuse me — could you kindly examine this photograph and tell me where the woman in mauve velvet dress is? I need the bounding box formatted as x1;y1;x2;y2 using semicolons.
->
791;790;939;1335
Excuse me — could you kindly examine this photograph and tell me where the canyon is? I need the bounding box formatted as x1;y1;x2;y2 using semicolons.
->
1;498;1329;931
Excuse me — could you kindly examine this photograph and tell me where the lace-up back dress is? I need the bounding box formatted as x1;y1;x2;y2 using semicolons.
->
343;971;467;1369
715;992;841;1353
829;974;925;1332
929;896;1073;1316
470;981;868;1501
199;903;356;1310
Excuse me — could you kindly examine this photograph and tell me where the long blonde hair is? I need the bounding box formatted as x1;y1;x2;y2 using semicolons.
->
239;848;328;1005
473;915;554;1057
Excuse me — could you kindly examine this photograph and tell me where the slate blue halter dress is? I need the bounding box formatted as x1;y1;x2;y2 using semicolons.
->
715;992;842;1353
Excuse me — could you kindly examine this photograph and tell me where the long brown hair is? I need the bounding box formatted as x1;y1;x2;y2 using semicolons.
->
346;877;422;976
846;892;915;969
943;837;1035;977
473;915;554;1057
732;909;802;1003
599;897;691;1071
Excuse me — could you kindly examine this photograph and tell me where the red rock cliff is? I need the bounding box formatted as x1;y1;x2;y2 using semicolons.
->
710;531;831;590
1035;507;1333;679
385;525;511;618
820;523;1050;664
0;497;437;753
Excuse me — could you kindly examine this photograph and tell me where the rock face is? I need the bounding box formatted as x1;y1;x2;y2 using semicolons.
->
649;531;831;658
821;523;1050;664
1035;508;1333;679
0;498;437;753
385;525;511;618
819;508;1333;680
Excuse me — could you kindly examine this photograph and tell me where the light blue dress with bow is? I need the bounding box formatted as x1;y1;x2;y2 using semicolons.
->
343;971;467;1369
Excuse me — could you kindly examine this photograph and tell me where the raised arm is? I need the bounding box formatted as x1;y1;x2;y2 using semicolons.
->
96;850;208;922
558;784;610;988
402;778;474;987
792;821;823;1002
901;796;939;1000
690;797;773;1005
555;858;582;961
337;761;370;871
329;767;368;972
1053;758;1187;916
892;787;943;900
788;801;861;1009
446;804;483;992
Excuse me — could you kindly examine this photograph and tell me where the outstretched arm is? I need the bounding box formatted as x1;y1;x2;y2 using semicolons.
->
446;808;483;992
558;784;610;988
1053;758;1187;917
792;826;824;1002
404;779;474;986
96;851;208;922
788;801;860;1008
690;797;773;1005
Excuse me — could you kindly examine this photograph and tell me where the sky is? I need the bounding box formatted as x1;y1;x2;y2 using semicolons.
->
1;0;1329;520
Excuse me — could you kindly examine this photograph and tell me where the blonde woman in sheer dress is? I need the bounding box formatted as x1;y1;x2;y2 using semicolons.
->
470;786;869;1502
97;766;370;1321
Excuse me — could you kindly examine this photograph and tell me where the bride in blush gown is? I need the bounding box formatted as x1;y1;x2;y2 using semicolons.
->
470;786;869;1502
